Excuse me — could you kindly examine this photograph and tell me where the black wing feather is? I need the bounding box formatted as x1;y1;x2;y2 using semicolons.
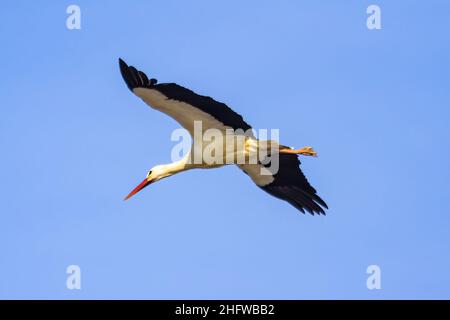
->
119;58;252;133
261;153;328;215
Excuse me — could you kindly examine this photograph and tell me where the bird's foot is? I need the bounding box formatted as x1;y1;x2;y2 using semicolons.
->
280;146;317;157
297;146;317;157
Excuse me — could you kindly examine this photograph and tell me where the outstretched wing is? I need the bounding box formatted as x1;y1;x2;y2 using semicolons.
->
119;58;253;137
240;153;328;215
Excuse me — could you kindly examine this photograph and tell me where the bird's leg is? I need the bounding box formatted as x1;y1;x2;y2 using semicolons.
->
280;146;317;157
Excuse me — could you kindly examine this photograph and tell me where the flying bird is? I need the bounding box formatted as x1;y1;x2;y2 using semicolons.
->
119;59;328;215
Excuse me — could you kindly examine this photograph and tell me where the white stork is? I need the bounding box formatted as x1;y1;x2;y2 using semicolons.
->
120;59;328;215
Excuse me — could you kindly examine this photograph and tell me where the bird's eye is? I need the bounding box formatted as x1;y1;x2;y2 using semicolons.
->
147;170;152;177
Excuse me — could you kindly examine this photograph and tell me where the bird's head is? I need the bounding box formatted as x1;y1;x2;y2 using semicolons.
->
124;165;170;200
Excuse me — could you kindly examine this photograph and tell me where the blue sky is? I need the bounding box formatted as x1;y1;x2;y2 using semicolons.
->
1;1;449;299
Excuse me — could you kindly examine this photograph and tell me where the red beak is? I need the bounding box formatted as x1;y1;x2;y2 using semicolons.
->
124;178;151;200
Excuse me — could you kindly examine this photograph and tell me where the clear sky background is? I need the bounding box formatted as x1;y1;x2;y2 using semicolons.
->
1;1;449;299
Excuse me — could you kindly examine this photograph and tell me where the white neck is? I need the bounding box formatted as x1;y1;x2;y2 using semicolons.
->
159;154;191;177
